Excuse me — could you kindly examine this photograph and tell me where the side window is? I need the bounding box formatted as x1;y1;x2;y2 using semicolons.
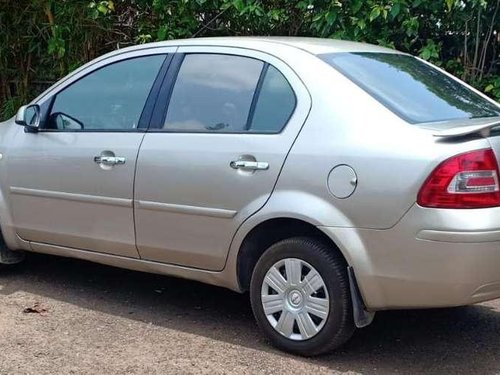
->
164;54;263;132
48;55;165;131
249;65;296;133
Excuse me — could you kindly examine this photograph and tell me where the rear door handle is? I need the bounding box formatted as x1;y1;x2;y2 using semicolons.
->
230;160;269;171
94;156;126;166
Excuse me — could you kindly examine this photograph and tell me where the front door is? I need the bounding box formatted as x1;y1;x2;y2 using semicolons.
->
134;47;311;270
5;53;168;257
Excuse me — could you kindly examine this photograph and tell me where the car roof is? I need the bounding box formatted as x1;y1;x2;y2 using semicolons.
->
120;36;400;55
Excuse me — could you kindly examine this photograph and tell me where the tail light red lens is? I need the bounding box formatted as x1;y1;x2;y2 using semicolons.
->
417;149;500;208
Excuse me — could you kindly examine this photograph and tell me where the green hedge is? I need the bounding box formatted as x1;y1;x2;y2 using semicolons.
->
1;0;499;120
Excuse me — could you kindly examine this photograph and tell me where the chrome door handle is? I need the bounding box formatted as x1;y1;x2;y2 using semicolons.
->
230;160;269;171
94;156;126;166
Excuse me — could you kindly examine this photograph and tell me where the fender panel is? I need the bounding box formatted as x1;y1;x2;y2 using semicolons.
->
0;174;30;252
0;122;31;252
223;190;373;292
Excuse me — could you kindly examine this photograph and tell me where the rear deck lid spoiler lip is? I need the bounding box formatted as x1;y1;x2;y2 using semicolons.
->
422;117;500;138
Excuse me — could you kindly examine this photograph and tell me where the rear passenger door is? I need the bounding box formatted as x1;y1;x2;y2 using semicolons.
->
134;47;311;271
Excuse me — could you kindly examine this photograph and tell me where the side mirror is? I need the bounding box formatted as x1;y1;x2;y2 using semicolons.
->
51;112;84;130
15;104;41;132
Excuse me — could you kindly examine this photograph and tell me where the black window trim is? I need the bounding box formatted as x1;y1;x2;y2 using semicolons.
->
39;53;172;133
245;62;269;131
147;52;298;135
149;53;185;130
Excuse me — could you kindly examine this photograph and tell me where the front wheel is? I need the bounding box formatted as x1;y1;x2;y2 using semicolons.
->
0;239;25;267
250;237;355;356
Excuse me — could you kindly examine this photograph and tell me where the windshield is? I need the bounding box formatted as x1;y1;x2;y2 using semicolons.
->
319;52;500;124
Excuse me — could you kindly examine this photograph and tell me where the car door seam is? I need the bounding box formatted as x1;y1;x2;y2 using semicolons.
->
221;82;314;271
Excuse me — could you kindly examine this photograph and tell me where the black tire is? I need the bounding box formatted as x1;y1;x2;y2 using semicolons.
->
250;237;355;356
0;237;25;268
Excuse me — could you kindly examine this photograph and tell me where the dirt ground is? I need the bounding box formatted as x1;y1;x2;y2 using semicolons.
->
1;253;500;375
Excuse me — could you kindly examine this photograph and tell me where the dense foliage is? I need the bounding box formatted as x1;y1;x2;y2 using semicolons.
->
0;0;499;120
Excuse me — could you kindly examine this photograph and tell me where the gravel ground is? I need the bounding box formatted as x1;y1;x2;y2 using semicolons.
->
1;253;500;375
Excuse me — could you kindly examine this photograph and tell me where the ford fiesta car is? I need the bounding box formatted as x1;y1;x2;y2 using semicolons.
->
2;37;500;356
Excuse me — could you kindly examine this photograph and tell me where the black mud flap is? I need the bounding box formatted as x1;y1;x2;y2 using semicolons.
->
348;266;375;328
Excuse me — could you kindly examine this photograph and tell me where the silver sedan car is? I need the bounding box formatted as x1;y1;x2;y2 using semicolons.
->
3;37;500;356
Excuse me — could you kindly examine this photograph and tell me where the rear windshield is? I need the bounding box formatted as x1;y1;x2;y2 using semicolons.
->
319;52;500;124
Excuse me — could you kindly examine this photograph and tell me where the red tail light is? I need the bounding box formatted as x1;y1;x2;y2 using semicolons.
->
417;149;500;208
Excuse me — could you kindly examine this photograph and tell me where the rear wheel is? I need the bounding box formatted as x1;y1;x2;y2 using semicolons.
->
250;237;355;356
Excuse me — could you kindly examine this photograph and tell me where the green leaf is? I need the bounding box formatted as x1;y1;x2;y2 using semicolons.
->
312;14;324;22
326;11;337;25
157;26;168;41
485;84;494;93
351;0;363;13
232;0;245;12
97;4;108;14
369;7;381;21
270;10;280;21
390;3;401;18
420;49;431;60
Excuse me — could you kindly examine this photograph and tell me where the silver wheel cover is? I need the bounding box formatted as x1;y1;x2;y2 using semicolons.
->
261;258;330;341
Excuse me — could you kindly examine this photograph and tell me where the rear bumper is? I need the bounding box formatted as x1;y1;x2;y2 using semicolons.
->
320;204;500;310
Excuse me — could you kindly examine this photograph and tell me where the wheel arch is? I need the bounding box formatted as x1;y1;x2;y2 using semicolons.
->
235;217;350;292
0;181;29;263
0;183;28;252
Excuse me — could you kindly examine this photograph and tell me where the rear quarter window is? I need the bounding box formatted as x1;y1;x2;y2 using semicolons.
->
319;52;500;124
250;65;296;133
